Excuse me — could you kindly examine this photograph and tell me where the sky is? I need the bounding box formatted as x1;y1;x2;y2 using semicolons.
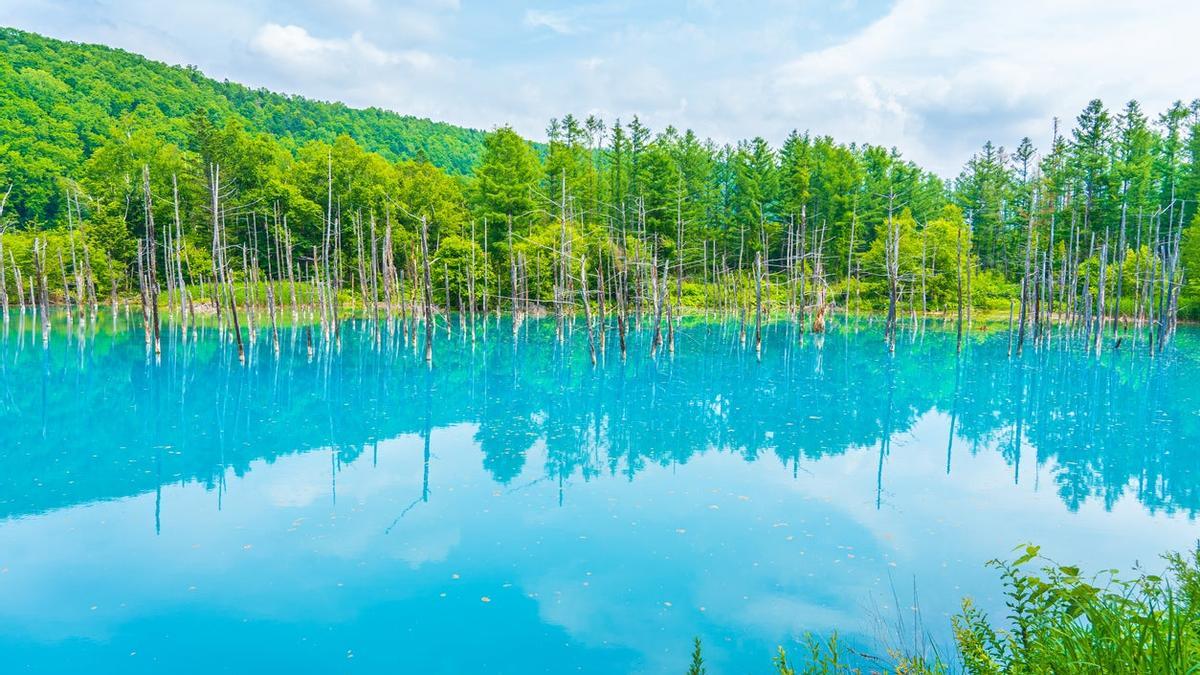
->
1;0;1197;176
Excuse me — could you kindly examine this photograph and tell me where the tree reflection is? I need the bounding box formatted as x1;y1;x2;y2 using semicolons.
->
1;314;1198;521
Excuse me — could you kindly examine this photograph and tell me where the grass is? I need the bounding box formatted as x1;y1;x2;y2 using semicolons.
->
688;543;1200;673
951;544;1200;674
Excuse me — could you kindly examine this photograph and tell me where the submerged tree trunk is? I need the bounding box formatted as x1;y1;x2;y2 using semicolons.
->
754;251;763;355
955;219;964;352
0;184;9;317
420;215;434;365
143;166;161;355
580;256;596;365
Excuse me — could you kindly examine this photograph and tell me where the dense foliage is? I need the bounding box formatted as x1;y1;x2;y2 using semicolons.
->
0;27;485;225
693;543;1200;673
1;27;1198;319
952;544;1200;673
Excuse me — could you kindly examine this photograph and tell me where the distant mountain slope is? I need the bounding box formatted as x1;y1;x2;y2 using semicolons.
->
0;26;486;219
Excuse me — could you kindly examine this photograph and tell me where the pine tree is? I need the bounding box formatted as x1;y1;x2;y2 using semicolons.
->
472;126;542;250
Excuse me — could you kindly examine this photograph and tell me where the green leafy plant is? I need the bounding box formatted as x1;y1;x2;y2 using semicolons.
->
687;636;706;675
733;543;1200;674
953;543;1200;674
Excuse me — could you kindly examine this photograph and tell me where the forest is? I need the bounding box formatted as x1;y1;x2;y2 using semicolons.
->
1;26;1199;346
5;22;1200;675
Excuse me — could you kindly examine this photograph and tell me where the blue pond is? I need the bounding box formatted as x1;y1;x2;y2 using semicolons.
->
1;312;1198;673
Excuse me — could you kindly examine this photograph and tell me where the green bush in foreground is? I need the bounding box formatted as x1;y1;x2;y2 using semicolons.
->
952;544;1200;674
689;543;1200;673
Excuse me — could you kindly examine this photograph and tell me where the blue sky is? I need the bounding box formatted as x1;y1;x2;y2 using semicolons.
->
2;0;1196;175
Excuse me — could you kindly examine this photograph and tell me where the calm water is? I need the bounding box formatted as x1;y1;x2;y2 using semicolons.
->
1;311;1198;673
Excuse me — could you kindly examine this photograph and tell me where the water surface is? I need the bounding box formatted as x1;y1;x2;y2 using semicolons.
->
1;312;1198;672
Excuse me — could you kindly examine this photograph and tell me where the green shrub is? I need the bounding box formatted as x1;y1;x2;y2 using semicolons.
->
719;543;1200;674
952;544;1200;674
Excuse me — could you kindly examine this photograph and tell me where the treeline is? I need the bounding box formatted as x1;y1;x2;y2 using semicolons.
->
956;99;1200;322
1;104;1196;317
0;26;486;224
0;110;978;330
0;26;1198;328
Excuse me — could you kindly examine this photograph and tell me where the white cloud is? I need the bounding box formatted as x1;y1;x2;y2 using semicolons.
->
250;23;329;64
768;0;1200;174
523;9;575;35
4;0;1196;177
250;23;438;75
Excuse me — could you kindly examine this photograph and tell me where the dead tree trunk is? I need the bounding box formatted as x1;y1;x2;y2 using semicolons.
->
955;218;964;352
581;256;596;365
420;215;434;364
884;196;899;351
143;166;161;354
0;184;9;317
754;251;763;354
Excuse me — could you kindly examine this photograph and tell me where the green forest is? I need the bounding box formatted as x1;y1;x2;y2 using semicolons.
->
4;22;1200;675
1;26;1198;326
0;26;485;223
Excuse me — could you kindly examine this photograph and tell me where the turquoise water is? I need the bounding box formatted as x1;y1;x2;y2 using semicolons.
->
1;312;1198;673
